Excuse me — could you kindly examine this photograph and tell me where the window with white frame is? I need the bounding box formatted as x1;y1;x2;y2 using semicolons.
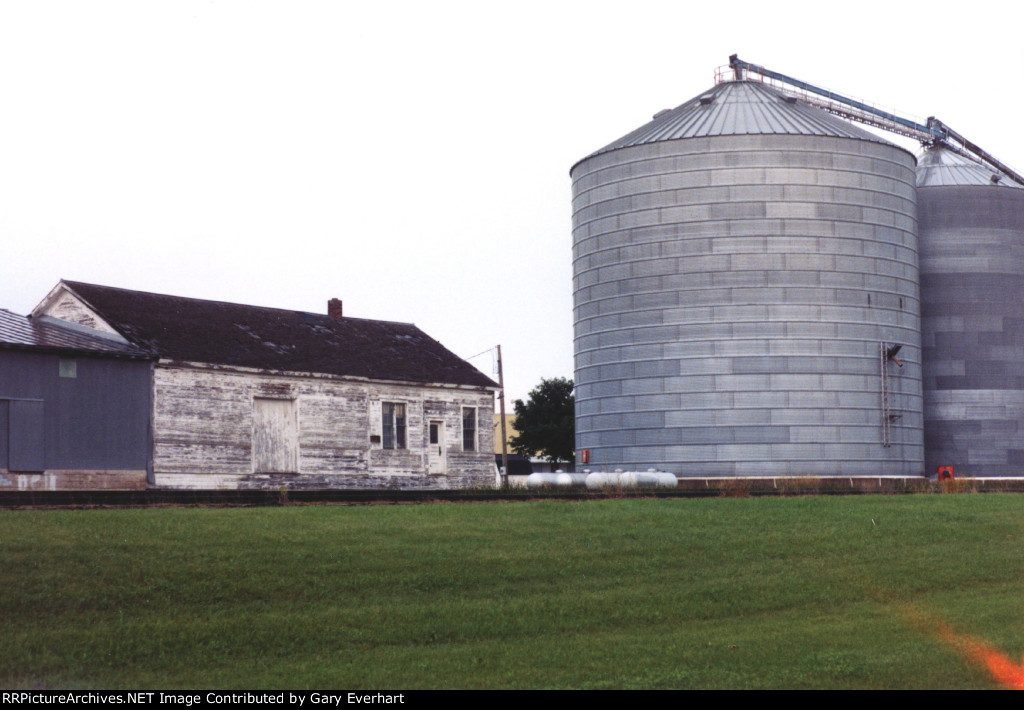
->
382;402;406;449
462;407;476;451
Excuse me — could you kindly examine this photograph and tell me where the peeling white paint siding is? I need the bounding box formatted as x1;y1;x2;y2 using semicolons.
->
39;291;121;336
153;364;495;489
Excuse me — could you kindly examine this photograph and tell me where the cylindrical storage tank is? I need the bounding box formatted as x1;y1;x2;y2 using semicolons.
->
917;146;1024;476
584;471;678;488
571;80;924;476
584;472;621;489
525;472;587;488
618;471;679;488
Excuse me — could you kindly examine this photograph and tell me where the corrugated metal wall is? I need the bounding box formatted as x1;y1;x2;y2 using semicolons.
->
0;350;152;473
573;132;924;475
919;182;1024;476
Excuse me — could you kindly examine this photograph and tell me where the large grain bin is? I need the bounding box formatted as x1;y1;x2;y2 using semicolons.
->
918;145;1024;476
571;79;924;476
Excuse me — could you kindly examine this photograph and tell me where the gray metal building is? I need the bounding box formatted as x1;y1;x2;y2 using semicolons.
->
572;80;925;476
918;146;1024;476
0;309;154;489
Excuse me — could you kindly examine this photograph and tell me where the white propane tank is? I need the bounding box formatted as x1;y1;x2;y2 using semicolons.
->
619;471;678;488
584;472;621;489
526;473;587;488
585;471;678;489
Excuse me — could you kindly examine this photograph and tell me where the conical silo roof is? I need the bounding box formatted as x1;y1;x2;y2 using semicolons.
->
574;80;899;170
916;145;1023;188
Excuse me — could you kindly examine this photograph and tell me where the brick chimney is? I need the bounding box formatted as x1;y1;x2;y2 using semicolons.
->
328;298;343;322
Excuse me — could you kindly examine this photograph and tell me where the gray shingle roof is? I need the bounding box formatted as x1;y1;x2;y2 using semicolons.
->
61;281;497;388
0;308;152;358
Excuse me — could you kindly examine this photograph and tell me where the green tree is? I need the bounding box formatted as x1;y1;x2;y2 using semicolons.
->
510;377;575;464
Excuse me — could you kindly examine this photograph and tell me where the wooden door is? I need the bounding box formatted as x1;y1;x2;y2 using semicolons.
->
427;420;446;474
252;398;298;473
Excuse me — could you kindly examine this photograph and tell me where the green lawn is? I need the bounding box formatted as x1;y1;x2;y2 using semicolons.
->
1;495;1022;689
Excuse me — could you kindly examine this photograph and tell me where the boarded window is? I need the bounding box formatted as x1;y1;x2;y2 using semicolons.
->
462;407;476;452
382;402;406;449
252;398;298;473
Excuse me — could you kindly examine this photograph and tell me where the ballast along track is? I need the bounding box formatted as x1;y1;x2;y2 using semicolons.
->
4;478;1022;508
0;487;718;508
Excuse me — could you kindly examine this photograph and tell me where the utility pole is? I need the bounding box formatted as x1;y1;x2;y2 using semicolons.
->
497;344;509;487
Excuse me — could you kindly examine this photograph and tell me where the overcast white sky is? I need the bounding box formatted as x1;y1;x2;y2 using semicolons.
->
2;1;1023;404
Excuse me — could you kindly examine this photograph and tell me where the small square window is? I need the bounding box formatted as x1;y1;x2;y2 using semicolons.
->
59;358;77;378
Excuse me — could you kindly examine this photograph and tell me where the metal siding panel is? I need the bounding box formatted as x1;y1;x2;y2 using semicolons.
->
574;126;922;476
10;400;45;472
0;401;7;467
920;184;1024;475
54;358;153;470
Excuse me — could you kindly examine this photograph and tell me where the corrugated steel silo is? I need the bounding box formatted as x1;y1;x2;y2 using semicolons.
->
571;79;924;476
918;146;1024;476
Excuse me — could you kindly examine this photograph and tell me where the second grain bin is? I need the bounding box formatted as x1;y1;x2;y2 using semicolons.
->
571;78;924;476
918;145;1024;477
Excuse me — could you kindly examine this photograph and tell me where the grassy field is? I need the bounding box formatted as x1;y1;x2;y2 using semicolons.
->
1;494;1022;689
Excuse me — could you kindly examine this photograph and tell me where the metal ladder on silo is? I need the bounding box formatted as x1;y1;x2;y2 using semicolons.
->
880;342;891;448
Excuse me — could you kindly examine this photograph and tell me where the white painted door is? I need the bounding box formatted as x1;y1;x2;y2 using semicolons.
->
427;420;446;474
253;398;298;473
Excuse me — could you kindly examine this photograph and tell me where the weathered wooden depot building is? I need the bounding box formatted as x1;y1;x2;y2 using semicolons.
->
1;280;498;491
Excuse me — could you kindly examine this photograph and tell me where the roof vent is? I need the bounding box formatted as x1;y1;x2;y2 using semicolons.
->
698;94;715;105
781;95;797;104
652;108;671;119
991;174;1002;184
